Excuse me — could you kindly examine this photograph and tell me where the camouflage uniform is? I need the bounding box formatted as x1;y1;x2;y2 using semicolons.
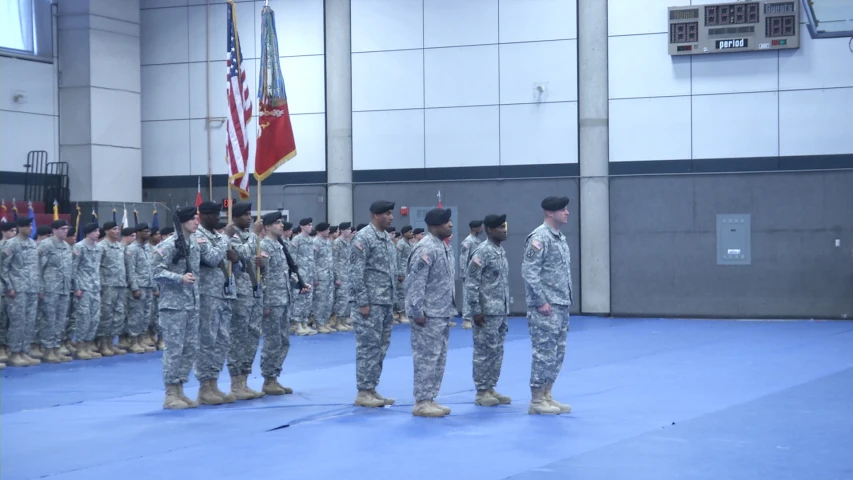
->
289;234;315;324
148;242;161;339
72;239;103;341
38;237;73;349
311;236;334;327
260;237;293;378
332;235;351;319
125;240;155;338
350;223;396;394
405;233;456;402
464;240;510;392
192;225;233;381
98;239;127;339
459;233;481;322
227;226;263;377
394;238;413;314
0;237;10;349
1;236;40;354
153;234;201;385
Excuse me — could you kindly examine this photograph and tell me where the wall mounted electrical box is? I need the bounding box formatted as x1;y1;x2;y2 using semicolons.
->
717;214;751;265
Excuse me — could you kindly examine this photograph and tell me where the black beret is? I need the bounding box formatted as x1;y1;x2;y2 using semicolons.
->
424;208;452;226
412;228;424;235
282;221;293;230
262;211;282;225
356;223;367;231
136;223;150;231
315;222;329;232
309;229;317;236
0;222;14;232
385;226;396;233
299;217;312;226
67;227;76;236
51;219;68;229
98;228;105;239
339;222;351;230
176;206;197;223
198;201;221;215
37;225;52;236
541;196;570;211
369;200;394;214
329;226;338;234
103;221;118;230
160;227;175;236
483;214;507;229
121;227;136;236
469;220;483;228
232;202;252;217
82;222;99;235
215;221;228;230
16;217;33;227
292;226;301;235
150;228;160;235
401;225;412;234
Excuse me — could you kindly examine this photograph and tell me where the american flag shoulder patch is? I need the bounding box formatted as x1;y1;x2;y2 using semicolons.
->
471;256;483;267
421;254;431;265
353;241;364;251
531;240;543;251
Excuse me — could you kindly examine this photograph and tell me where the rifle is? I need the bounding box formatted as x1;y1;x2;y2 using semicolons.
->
171;201;192;274
278;237;307;291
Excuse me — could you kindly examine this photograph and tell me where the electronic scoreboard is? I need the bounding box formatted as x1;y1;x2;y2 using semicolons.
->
668;0;800;56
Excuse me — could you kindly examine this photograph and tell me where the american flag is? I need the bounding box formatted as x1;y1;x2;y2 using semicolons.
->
226;1;252;199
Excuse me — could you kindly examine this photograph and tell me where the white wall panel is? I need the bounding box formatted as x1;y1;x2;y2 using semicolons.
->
142;120;191;176
609;33;691;99
352;50;424;111
140;6;189;65
353;110;425;170
779;34;853;91
91;146;142;202
424;0;499;48
278;113;326;172
188;117;257;176
187;58;257;121
91;30;142;93
425;45;499;108
779;88;853;156
0;57;55;116
255;0;325;57
351;0;423;52
608;0;681;36
188;1;255;63
692;51;779;95
141;64;190;121
425;106;499;168
692;92;778;159
59;88;91;145
91;89;142;149
90;0;141;24
498;0;577;43
280;55;326;114
609;96;691;162
500;102;578;165
499;40;577;104
1;112;57;172
141;0;186;8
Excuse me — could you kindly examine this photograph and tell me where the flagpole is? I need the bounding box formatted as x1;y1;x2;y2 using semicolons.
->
255;180;262;281
227;185;233;279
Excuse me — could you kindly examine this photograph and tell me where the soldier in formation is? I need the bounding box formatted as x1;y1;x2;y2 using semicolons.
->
1;217;40;366
37;220;74;363
311;222;335;333
458;220;483;330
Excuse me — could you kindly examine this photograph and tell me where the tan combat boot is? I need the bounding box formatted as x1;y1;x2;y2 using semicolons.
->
488;388;512;405
59;343;72;357
210;380;236;403
86;341;102;358
29;344;44;359
398;313;410;324
370;389;395;405
110;338;127;355
163;384;190;409
262;377;291;395
475;390;500;406
0;346;8;362
97;337;114;357
21;352;41;366
461;320;473;329
7;352;30;367
140;335;156;352
528;386;560;415
317;324;332;334
303;322;317;335
128;336;146;354
117;335;131;350
43;348;62;364
75;346;95;360
412;400;446;417
354;390;385;408
197;379;225;405
545;384;571;413
177;383;199;407
431;401;451;414
230;375;260;400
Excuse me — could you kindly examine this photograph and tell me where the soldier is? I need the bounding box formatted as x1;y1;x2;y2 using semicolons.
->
153;206;202;410
332;222;354;332
125;223;156;354
458;220;483;330
115;227;137;350
148;227;163;350
36;225;51;242
405;208;456;417
37;219;74;363
290;218;316;334
160;227;175;239
521;196;574;415
312;222;335;333
71;223;104;360
350;200;397;408
465;214;512;407
97;222;127;356
329;225;339;241
259;211;309;394
412;227;425;242
31;224;53;359
226;202;266;400
1;217;41;366
394;225;413;324
0;221;15;364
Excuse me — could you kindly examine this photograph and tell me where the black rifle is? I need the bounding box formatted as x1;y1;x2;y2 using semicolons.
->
171;202;192;274
278;237;307;290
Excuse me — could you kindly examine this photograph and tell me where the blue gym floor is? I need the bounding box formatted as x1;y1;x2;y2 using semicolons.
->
2;316;852;480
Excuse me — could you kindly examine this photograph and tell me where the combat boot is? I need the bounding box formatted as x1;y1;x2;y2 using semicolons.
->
0;346;8;362
545;384;571;413
0;362;5;369
303;322;317;335
262;377;292;395
66;341;78;354
57;348;73;362
59;343;71;357
354;390;385;407
461;320;472;330
488;388;511;404
75;347;95;360
398;313;410;324
370;389;395;405
317;324;332;334
128;337;146;354
110;339;127;355
157;338;165;350
43;348;62;364
163;384;190;409
117;335;131;350
140;335;156;352
412;401;446;417
177;383;199;407
85;341;102;358
431;401;451;414
197;379;225;405
29;344;43;359
7;352;30;367
97;337;114;357
22;352;41;366
231;375;262;400
210;380;236;403
528;386;560;415
475;390;500;406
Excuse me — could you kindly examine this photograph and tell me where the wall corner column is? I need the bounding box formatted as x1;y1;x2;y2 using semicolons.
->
324;0;353;225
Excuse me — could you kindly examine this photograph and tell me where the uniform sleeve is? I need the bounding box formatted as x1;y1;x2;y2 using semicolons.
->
464;250;485;316
195;233;226;267
2;243;17;293
153;244;183;285
125;246;139;291
38;242;49;295
350;236;369;307
404;246;433;319
521;235;547;307
71;246;82;291
396;243;406;276
458;242;469;277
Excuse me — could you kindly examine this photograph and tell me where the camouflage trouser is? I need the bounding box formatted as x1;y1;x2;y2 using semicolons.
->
161;307;200;385
290;285;313;322
126;288;154;337
227;295;262;377
39;293;71;349
151;295;161;336
73;290;101;341
354;304;394;391
527;305;570;388
461;278;471;320
6;292;38;353
0;295;8;346
63;295;75;342
261;304;290;378
411;316;451;402
35;297;45;345
333;282;351;318
394;276;405;313
311;279;333;325
98;286;126;338
195;296;232;381
472;315;508;391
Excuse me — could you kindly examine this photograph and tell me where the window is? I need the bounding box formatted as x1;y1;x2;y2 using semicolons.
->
0;0;53;62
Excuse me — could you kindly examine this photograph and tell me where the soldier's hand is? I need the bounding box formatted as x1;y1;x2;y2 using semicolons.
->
75;290;83;298
537;302;552;316
182;273;196;285
153;291;160;297
224;223;236;238
133;290;141;298
226;250;239;263
473;314;485;327
335;280;341;286
254;255;264;267
300;286;311;294
358;305;370;317
413;316;426;326
252;220;264;234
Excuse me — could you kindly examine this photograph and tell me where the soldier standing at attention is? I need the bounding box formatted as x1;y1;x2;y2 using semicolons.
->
332;222;354;332
37;220;74;363
147;228;163;350
350;201;397;408
458;220;483;330
226;202;266;400
394;225;414;324
405;208;456;417
290;218;316;334
0;222;18;364
521;196;574;415
71;223;103;359
464;214;512;407
97;222;127;356
125;223;156;354
192;201;238;405
154;206;202;410
1;217;41;367
311;222;335;334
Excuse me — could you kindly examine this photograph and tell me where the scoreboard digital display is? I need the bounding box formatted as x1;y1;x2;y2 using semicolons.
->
668;1;800;56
